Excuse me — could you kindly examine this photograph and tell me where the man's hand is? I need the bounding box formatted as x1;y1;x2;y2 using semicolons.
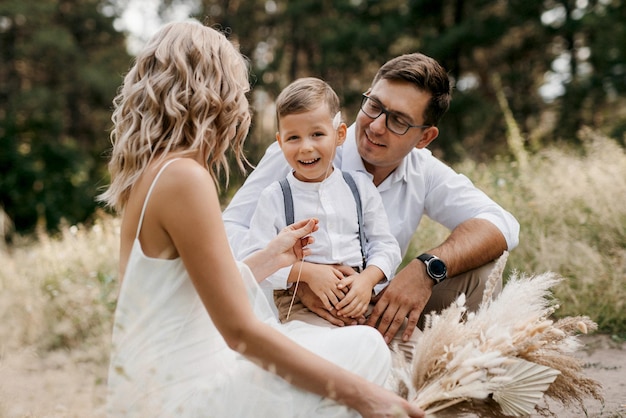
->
366;260;433;343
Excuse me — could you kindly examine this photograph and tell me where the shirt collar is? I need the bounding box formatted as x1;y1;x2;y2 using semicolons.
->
287;166;342;190
340;125;368;174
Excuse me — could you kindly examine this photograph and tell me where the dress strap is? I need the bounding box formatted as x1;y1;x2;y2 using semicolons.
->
135;158;181;240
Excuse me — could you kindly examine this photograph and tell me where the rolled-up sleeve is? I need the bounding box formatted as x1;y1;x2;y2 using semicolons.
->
423;158;520;250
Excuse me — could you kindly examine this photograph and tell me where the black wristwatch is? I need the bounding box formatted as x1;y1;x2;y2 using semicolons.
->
416;253;447;284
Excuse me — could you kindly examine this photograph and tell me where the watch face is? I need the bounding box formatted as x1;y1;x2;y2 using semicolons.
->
429;259;447;278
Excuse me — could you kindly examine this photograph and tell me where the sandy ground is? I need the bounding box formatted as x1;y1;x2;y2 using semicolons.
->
0;334;624;418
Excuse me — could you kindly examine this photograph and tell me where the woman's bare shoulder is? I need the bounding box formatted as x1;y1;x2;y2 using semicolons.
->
154;158;215;194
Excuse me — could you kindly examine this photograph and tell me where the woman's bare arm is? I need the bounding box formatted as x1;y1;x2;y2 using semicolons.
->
150;159;423;418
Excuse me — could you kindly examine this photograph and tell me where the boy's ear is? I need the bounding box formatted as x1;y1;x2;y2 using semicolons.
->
276;131;283;147
336;123;347;146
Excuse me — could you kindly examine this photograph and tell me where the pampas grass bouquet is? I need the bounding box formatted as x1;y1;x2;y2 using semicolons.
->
389;252;603;417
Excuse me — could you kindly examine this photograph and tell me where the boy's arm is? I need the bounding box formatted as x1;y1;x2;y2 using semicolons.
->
223;142;291;254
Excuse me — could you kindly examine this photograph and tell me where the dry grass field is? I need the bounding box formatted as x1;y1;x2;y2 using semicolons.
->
1;129;624;417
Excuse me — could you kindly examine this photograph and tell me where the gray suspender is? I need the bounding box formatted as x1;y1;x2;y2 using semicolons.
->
341;172;366;270
279;172;366;270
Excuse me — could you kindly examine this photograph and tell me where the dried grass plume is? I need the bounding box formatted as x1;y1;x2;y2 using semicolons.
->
389;252;603;416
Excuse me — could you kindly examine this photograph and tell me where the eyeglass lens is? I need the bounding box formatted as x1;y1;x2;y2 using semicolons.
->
361;96;411;135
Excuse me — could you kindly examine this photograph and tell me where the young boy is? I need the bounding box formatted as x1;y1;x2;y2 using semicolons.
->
239;77;401;320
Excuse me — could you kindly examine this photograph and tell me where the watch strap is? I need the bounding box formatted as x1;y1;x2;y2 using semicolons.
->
417;253;433;263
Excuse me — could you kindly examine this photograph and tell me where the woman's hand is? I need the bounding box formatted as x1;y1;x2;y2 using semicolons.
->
355;386;425;418
243;218;318;281
271;218;319;266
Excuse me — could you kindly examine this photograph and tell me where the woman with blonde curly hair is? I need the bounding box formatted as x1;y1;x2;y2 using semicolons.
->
100;20;423;418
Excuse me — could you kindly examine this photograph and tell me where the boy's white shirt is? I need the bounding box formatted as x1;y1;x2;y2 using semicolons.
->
240;167;402;296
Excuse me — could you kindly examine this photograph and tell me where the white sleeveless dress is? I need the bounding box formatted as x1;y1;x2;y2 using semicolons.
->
106;160;391;417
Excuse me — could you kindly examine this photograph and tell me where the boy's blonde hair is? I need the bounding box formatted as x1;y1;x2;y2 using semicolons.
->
275;77;341;129
99;21;251;211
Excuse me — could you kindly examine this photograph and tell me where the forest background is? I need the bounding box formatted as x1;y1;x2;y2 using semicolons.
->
1;0;625;416
2;0;626;235
1;0;625;339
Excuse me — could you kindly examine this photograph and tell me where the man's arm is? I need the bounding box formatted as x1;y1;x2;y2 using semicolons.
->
421;156;520;252
223;142;291;256
366;218;507;343
426;218;508;277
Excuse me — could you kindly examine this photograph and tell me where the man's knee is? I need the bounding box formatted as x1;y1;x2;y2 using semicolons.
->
462;260;502;310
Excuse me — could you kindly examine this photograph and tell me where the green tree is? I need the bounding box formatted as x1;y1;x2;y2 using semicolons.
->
191;0;417;168
4;0;623;234
547;0;626;144
406;0;626;156
187;1;558;162
397;0;552;160
0;0;130;234
188;0;626;163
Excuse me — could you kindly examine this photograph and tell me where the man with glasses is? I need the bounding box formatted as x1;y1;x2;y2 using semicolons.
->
223;53;519;345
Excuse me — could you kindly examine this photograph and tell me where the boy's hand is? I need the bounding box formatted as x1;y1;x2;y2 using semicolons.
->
334;275;373;318
296;282;358;326
336;265;385;318
302;264;347;311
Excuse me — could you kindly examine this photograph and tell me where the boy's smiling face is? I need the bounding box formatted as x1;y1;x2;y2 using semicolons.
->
277;103;346;183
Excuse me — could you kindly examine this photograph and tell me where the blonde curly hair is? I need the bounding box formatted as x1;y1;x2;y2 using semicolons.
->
99;20;251;211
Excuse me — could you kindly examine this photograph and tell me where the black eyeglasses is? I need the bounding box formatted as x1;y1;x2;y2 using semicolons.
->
360;94;431;135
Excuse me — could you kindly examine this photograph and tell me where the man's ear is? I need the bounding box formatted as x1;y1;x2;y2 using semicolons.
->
415;126;439;149
336;123;347;146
